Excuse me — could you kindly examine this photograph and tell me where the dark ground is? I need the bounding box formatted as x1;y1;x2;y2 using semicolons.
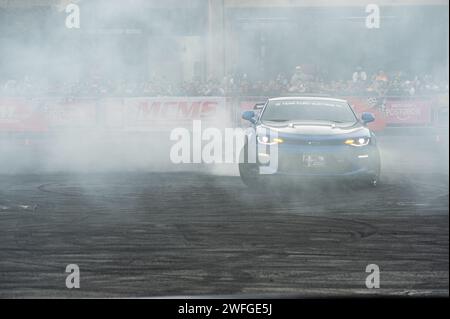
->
0;135;448;298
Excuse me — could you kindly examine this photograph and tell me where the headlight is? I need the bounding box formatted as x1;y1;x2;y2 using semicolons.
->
344;137;370;147
257;135;284;145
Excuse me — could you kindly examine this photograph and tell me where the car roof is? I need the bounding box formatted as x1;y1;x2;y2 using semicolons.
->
268;96;348;103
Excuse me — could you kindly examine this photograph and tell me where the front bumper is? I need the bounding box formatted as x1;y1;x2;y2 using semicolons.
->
257;143;380;178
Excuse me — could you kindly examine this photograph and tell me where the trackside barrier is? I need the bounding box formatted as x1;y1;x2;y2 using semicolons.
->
0;94;448;134
0;97;230;133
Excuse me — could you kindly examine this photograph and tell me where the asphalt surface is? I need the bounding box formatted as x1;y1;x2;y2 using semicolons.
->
0;136;448;298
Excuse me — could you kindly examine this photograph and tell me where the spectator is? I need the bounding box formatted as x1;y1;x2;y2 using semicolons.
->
1;69;447;97
374;70;389;82
352;66;368;83
290;65;306;88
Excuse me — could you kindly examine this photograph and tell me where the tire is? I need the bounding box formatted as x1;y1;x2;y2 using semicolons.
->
239;162;260;187
368;174;379;187
372;155;381;187
367;148;381;187
238;141;260;188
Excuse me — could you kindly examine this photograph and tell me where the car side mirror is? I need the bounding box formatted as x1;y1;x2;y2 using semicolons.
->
242;110;256;123
361;112;375;124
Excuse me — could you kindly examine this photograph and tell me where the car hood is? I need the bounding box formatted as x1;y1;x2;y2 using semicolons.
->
258;121;370;140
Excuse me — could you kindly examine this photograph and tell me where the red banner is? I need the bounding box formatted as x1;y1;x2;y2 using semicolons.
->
123;97;224;130
0;98;47;132
45;98;98;128
0;96;437;133
384;98;432;125
0;97;229;132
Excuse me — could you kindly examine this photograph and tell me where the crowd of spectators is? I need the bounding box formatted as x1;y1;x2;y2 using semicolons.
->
1;67;448;98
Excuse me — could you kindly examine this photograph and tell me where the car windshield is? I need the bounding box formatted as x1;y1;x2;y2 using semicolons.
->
261;100;357;123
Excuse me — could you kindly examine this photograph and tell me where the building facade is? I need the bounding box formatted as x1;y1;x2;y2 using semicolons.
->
0;0;448;83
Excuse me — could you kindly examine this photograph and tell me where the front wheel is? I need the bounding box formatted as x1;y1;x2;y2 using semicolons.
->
368;149;381;187
239;161;260;187
368;174;379;187
238;142;260;188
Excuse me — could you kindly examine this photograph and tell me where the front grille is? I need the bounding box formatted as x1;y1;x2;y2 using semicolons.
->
283;138;345;146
